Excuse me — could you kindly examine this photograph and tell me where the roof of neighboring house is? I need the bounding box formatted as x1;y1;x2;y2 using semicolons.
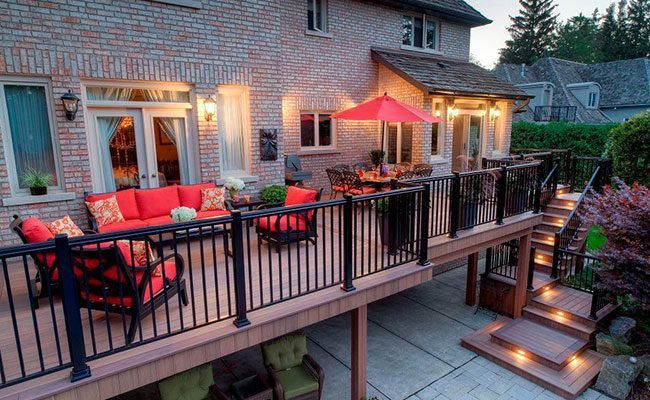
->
494;57;650;123
379;0;491;27
372;48;530;100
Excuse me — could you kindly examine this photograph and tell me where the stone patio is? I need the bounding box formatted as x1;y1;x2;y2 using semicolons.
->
115;265;612;400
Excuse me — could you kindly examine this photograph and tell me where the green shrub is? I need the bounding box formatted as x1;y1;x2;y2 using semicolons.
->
260;184;288;204
511;122;617;157
585;225;607;252
607;111;650;186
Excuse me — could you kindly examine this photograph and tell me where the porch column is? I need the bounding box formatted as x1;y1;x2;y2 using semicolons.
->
465;252;479;306
351;305;367;400
513;232;532;318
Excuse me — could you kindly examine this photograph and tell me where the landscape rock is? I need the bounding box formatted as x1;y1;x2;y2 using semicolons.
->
640;354;650;377
596;332;633;356
609;316;636;343
594;355;644;400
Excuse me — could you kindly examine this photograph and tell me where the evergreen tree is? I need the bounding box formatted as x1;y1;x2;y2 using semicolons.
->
552;14;602;63
498;0;558;64
614;0;630;58
598;3;621;61
626;0;650;58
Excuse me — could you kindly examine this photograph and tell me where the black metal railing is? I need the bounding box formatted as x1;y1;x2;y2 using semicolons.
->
570;157;612;192
533;106;577;122
485;240;518;279
556;250;608;319
538;163;559;210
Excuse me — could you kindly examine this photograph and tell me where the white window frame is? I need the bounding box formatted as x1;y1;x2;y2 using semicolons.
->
401;13;441;54
217;85;252;178
307;0;328;33
384;122;414;164
300;111;336;150
0;76;64;197
587;92;598;108
430;102;445;162
492;105;505;156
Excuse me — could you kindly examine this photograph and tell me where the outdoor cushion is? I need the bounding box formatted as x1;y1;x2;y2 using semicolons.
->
85;195;125;227
284;186;317;206
135;186;180;219
47;215;84;237
144;216;175;227
22;218;57;276
275;365;319;399
196;210;230;220
199;187;226;211
178;183;216;211
97;219;149;233
116;240;156;267
262;334;308;371
86;188;140;220
158;363;214;400
349;186;377;195
256;215;308;232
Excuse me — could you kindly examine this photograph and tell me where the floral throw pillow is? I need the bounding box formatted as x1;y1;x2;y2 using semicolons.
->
47;215;84;237
116;240;162;276
200;187;226;211
85;195;125;227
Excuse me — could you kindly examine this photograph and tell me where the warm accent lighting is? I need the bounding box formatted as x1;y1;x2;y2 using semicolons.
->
490;106;501;121
204;95;216;121
517;349;526;356
557;311;565;317
447;106;459;121
547;236;554;242
557;219;564;223
60;89;80;121
544;286;550;291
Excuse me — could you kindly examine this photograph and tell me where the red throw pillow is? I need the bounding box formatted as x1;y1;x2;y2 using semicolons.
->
21;217;55;243
135;186;181;219
178;183;216;210
284;186;318;206
86;188;140;220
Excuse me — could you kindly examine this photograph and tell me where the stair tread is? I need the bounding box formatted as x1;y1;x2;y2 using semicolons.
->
523;306;594;335
530;272;559;290
462;319;604;399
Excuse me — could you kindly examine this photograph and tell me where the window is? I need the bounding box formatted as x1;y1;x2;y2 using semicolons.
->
493;113;504;154
307;0;327;32
218;86;251;175
300;112;334;148
86;87;190;103
588;92;598;108
402;14;439;51
431;103;443;158
386;122;412;164
0;80;61;194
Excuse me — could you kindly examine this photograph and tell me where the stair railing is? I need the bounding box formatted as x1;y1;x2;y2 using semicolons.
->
536;163;559;212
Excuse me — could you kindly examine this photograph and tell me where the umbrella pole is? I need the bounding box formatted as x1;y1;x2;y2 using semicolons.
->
379;120;385;173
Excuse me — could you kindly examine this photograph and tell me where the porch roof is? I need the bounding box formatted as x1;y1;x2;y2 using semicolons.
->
371;48;531;100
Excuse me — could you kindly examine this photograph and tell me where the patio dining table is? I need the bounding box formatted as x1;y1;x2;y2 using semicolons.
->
360;173;393;191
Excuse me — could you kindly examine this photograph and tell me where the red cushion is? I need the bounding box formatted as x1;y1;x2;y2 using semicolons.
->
196;210;230;220
86;188;140;220
349;186;377;195
144;216;174;226
97;219;149;233
284;186;318;206
22;217;54;243
178;183;216;210
256;215;308;232
135;186;180;219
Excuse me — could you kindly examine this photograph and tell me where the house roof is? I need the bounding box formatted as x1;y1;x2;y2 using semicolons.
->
378;0;491;27
371;48;530;100
492;57;650;123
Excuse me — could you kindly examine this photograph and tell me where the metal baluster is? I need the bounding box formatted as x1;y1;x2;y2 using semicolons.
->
341;194;355;292
231;211;251;328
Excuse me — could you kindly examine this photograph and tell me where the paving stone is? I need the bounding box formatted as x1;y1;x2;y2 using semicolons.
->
467;384;500;400
534;389;564;400
505;383;539;400
416;383;441;400
578;388;610;399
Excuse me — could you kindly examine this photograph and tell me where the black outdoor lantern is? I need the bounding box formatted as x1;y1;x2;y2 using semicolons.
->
60;89;80;121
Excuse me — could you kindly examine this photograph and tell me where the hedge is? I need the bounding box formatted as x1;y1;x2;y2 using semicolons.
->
607;111;650;186
511;122;617;157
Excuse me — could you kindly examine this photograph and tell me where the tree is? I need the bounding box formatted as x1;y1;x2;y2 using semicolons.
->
607;110;650;186
598;3;620;61
552;14;602;63
498;0;558;64
626;0;650;58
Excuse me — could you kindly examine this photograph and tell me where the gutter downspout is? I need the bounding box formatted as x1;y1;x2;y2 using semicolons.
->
513;98;531;114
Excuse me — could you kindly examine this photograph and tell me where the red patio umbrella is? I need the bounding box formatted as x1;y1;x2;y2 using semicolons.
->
331;93;441;171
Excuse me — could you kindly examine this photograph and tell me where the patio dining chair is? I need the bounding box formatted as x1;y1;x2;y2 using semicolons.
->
325;168;347;199
332;164;352;172
70;237;188;344
413;164;433;178
397;170;418;180
340;170;377;195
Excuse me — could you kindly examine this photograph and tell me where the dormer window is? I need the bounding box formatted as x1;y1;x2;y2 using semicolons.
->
402;14;439;52
307;0;328;33
588;92;598;108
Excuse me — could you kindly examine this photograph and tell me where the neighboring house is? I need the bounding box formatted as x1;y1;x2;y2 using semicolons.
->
0;0;526;244
494;57;650;124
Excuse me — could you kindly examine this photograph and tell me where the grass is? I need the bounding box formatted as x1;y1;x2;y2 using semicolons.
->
585;225;606;253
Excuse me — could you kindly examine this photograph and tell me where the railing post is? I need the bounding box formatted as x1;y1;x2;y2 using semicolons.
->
54;234;91;382
341;194;355;292
387;179;398;255
448;173;460;238
231;210;251;328
485;247;493;274
417;183;431;267
589;273;601;320
533;164;542;214
495;166;507;225
564;149;572;186
550;233;560;279
527;247;536;290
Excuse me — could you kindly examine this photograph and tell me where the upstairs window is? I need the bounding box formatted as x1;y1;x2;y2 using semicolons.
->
588;92;598;108
307;0;328;33
300;112;334;148
402;14;439;51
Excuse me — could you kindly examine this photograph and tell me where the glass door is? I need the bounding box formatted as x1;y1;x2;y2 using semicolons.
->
467;115;482;160
92;109;149;191
143;109;190;187
385;122;413;164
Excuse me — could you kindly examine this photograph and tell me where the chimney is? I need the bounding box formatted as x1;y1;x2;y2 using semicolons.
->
520;64;526;77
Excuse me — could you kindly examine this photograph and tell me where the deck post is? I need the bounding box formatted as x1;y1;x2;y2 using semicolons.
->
495;166;507;225
231;210;251;327
527;247;536;290
513;232;532;318
465;252;479;306
533;163;542;214
448;173;460;238
351;305;367;400
341;194;355;292
417;183;431;266
387;179;398;255
54;234;91;382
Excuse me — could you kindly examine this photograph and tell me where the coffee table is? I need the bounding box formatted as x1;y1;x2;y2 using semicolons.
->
230;374;272;400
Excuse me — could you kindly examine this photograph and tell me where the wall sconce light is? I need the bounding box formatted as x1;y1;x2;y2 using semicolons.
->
204;96;216;121
60;90;79;121
490;106;502;121
447;106;459;122
434;103;442;118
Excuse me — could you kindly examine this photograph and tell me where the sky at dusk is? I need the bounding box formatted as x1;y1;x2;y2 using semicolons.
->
465;0;617;68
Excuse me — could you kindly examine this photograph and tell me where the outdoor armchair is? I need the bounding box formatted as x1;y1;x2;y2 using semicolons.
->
261;333;324;400
158;363;227;400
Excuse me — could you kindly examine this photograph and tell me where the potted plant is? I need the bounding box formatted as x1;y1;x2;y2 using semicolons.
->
375;198;390;245
22;169;53;196
260;184;288;206
224;177;245;202
369;149;385;169
170;206;197;223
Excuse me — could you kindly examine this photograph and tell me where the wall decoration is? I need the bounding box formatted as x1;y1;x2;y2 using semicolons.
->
260;129;278;161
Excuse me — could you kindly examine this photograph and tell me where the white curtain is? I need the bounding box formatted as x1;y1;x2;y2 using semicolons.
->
218;91;248;173
156;117;190;184
87;87;133;101
142;89;189;103
97;117;124;192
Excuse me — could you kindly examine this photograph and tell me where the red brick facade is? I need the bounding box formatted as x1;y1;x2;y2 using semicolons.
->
0;0;512;245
